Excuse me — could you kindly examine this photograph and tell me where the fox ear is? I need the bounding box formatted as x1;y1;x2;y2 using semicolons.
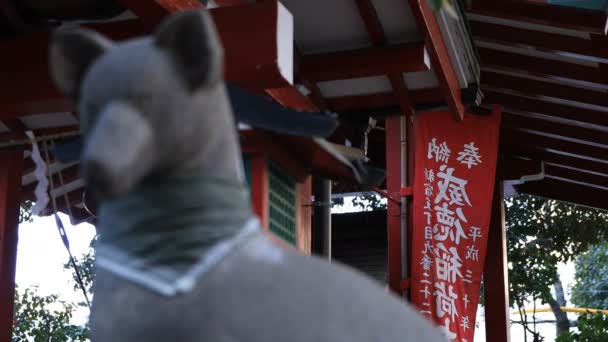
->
155;10;223;90
50;28;113;101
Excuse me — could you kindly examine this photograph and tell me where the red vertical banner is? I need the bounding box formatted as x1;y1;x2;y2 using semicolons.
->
410;107;502;341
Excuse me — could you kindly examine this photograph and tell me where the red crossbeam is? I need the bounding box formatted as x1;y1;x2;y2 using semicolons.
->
301;44;428;82
325;88;443;112
0;1;295;119
115;0;202;23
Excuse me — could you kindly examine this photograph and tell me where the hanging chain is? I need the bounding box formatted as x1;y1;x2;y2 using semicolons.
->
41;140;92;309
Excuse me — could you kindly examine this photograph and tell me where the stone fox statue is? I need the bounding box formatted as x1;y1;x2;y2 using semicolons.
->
50;10;447;342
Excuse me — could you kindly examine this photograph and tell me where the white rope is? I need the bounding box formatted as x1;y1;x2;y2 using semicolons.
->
25;131;50;216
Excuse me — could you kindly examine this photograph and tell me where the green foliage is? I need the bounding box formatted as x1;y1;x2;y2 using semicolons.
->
506;195;608;339
351;193;387;212
507;195;608;306
571;243;608;310
19;201;34;224
12;287;89;342
556;313;608;342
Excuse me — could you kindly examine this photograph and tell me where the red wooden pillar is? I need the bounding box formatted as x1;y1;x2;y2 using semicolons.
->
385;115;403;295
296;176;312;255
249;155;269;229
483;180;511;341
0;151;23;342
385;113;414;296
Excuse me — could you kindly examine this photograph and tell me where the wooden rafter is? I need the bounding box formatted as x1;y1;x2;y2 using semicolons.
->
469;0;608;35
478;47;605;86
469;21;608;61
516;178;608;211
482;71;608;109
407;0;464;120
354;0;416;117
294;47;328;111
502;112;608;147
21;165;80;201
265;46;323;112
0;126;79;145
503;144;608;178
484;90;608;128
501;128;608;162
545;163;608;189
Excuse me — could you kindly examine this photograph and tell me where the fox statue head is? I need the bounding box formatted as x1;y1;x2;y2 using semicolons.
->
50;11;242;198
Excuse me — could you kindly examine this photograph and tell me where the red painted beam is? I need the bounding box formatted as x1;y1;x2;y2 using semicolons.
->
483;180;510;342
0;151;23;342
0;1;294;119
355;0;386;45
482;72;608;109
300;43;428;82
325;88;443;112
210;0;320;111
478;47;605;86
469;0;608;35
210;0;293;89
115;0;202;24
484;90;608;128
388;73;416;117
0;19;152;118
240;130;308;180
408;0;464;120
469;21;608;61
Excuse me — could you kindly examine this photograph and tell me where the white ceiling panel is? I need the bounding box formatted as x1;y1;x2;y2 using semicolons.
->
280;0;371;54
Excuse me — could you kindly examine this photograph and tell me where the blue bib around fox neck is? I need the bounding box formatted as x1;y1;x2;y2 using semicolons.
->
95;167;259;296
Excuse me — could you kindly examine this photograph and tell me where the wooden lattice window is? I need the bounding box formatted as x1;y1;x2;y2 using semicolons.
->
267;162;297;245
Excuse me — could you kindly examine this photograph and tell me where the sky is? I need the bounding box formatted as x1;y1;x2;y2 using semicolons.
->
16;202;579;340
16;213;96;326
